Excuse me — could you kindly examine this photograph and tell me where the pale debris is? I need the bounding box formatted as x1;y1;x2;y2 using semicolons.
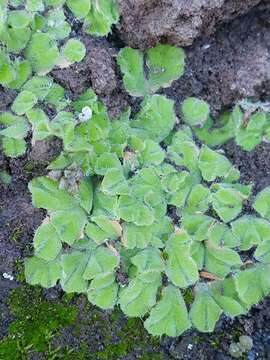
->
3;272;14;281
79;106;92;123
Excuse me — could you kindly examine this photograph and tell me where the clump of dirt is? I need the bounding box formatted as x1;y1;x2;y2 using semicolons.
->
29;138;62;164
51;37;129;118
116;0;263;49
51;38;92;94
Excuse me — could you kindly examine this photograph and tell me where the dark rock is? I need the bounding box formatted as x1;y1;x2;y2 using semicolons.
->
51;37;117;96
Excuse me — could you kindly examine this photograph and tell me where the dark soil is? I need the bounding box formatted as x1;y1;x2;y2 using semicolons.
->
1;2;270;359
225;141;270;194
0;87;16;111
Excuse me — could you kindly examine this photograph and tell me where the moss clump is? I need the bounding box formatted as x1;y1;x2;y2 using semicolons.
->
0;285;77;359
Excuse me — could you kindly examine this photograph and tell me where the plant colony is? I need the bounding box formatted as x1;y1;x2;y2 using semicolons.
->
0;0;118;156
1;0;270;338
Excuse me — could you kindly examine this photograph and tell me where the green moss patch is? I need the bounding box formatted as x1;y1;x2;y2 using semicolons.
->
0;285;76;359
